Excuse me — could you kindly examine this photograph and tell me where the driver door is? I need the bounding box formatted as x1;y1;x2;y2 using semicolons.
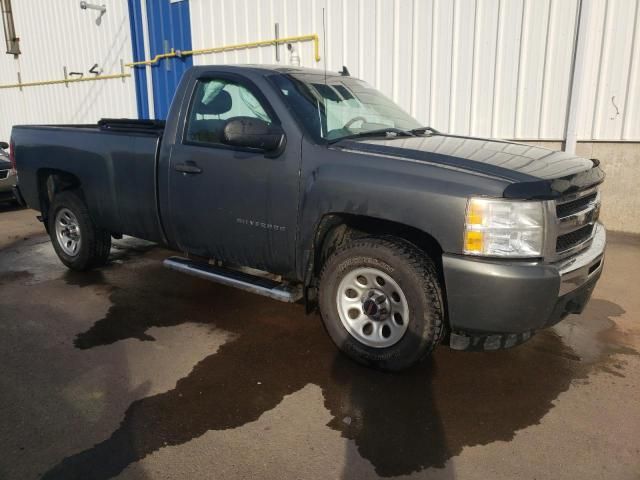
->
166;75;299;274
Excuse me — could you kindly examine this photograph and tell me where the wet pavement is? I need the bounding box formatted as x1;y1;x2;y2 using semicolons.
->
0;207;639;479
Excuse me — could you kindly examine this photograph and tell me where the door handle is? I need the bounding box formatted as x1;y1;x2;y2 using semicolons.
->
174;161;202;174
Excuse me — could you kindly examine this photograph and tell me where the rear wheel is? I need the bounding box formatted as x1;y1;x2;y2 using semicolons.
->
48;190;111;271
319;236;445;371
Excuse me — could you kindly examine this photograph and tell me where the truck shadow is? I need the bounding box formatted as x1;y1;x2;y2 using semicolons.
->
42;250;627;479
0;202;23;214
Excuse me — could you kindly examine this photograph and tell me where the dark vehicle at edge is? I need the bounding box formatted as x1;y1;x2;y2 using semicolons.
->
0;141;18;203
10;65;606;370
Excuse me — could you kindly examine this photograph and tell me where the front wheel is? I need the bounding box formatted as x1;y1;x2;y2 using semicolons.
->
319;237;445;371
48;190;111;271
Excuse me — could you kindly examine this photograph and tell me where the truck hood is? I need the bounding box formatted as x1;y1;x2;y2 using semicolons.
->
333;134;604;198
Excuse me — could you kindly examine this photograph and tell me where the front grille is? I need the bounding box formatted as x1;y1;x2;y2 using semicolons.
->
553;186;600;257
0;170;8;180
556;192;597;217
556;224;594;252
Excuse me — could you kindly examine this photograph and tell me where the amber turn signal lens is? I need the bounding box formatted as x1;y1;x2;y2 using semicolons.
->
464;230;483;252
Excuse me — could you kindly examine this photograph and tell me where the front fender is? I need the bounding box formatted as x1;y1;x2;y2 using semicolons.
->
296;144;508;280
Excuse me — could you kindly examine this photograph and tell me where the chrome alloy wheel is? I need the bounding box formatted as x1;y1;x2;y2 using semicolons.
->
336;267;410;348
55;208;82;256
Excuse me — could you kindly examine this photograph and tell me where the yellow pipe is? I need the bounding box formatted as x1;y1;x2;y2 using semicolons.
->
0;73;131;90
125;33;321;67
0;33;319;90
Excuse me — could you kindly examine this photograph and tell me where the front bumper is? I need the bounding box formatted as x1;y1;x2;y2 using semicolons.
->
443;223;606;350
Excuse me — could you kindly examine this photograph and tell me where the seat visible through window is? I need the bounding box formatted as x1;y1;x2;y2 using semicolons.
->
188;90;232;144
186;79;272;146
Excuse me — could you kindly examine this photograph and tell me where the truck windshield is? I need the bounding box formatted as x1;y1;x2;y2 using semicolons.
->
270;73;422;143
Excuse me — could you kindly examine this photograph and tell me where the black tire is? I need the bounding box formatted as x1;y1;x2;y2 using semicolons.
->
319;236;444;371
48;190;111;271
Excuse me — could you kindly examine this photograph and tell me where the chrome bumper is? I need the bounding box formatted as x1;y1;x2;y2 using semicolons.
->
556;222;606;295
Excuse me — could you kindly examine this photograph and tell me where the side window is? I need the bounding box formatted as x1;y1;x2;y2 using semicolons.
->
186;78;272;145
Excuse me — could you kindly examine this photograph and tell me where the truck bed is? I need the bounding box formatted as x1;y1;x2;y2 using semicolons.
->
12;120;166;243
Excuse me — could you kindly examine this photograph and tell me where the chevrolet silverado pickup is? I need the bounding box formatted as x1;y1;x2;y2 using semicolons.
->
11;65;606;370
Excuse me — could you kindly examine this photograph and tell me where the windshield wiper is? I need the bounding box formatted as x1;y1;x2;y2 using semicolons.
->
409;126;440;135
328;127;415;144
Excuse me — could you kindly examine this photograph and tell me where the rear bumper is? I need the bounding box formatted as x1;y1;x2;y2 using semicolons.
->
443;223;606;350
0;190;14;202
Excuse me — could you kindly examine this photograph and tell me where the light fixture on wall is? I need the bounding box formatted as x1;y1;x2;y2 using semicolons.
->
79;1;106;26
286;43;300;66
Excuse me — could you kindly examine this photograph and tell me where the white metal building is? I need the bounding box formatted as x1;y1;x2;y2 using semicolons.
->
190;0;640;145
0;0;137;136
1;0;639;230
1;0;639;143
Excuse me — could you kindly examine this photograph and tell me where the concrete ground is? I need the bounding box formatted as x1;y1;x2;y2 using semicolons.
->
0;204;639;480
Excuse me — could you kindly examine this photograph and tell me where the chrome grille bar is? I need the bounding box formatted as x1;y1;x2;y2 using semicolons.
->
552;186;601;259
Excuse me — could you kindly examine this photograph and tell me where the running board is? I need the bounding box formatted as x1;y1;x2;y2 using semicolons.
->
163;256;303;303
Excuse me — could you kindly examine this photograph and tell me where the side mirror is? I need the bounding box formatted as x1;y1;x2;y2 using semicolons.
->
222;117;285;154
0;141;8;150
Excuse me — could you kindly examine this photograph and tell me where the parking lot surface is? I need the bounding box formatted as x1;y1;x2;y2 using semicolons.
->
0;205;639;480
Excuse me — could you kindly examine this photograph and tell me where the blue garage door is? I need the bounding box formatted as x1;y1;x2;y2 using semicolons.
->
128;0;193;119
146;0;193;119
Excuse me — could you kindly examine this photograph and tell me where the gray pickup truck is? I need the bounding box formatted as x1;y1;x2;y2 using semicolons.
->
11;65;605;370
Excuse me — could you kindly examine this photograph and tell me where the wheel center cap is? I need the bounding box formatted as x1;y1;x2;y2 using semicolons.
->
363;298;379;316
362;290;390;321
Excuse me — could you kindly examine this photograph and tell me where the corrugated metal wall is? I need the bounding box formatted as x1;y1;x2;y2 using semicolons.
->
577;0;639;140
0;0;637;143
189;0;640;142
0;0;137;140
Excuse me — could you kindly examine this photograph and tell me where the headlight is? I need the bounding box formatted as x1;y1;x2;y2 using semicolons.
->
464;197;545;257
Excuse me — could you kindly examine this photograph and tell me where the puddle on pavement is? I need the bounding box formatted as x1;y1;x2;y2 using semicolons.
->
6;241;631;479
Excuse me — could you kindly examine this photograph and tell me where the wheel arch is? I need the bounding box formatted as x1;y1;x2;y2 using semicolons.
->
37;168;84;227
307;213;445;287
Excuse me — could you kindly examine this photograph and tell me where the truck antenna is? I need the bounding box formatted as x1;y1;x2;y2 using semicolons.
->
322;7;327;85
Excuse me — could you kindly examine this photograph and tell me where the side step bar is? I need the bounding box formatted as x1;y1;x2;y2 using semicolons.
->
163;256;303;303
